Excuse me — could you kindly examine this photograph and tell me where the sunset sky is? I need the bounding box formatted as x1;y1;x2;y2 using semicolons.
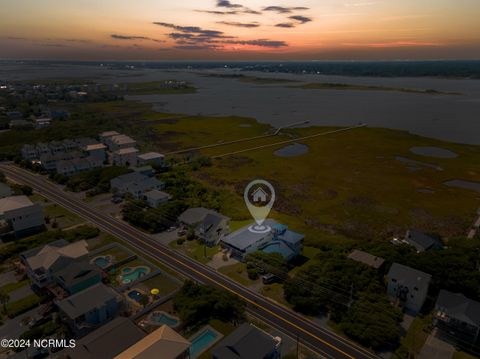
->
1;0;480;60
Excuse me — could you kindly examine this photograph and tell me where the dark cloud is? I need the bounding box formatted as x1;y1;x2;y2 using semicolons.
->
111;34;164;43
214;0;261;14
152;22;232;39
64;38;91;43
288;15;312;23
216;0;243;8
275;22;296;28
224;39;288;47
195;10;239;15
262;6;309;14
217;21;260;28
174;44;219;50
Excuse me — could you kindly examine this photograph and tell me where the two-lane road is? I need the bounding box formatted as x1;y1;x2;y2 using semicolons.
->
1;163;379;359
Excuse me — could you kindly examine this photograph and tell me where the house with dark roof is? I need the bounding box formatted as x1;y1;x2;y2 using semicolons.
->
387;263;432;314
54;261;102;295
211;323;281;359
404;229;443;252
114;324;191;359
63;317;146;359
434;290;480;343
110;172;165;199
348;250;385;270
179;208;231;246
221;220;303;261
57;283;122;335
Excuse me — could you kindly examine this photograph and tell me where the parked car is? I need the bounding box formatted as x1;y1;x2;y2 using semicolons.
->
261;273;278;284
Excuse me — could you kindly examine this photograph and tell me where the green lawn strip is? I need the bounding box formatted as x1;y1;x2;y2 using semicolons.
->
218;263;258;287
140;274;180;297
3;294;42;318
394;314;432;357
169;240;220;265
0;279;30;294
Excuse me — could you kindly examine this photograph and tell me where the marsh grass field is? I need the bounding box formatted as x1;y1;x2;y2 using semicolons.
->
151;113;480;247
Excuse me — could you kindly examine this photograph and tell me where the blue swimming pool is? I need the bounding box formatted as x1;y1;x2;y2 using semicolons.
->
120;266;150;284
92;255;111;268
148;311;179;327
127;289;143;303
189;328;219;358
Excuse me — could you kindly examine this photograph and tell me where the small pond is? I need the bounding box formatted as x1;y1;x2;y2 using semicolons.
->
410;146;458;159
444;179;480;193
274;143;309;157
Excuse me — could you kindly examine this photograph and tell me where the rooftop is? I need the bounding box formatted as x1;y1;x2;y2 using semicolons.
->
114;325;190;359
348;250;385;269
211;323;278;359
0;195;34;213
223;219;276;251
144;190;170;201
114;147;139;155
55;261;101;288
405;229;443;252
111;134;136;145
138;152;165;160
99;131;120;138
64;317;146;359
57;283;120;319
85;143;107;151
25;240;89;271
388;263;432;290
178;207;227;226
436;289;480;327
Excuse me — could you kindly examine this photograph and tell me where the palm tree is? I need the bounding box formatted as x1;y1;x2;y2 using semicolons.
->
0;291;10;314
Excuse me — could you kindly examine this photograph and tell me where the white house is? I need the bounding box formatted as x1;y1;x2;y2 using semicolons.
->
0;195;45;239
137;152;165;167
113;148;139;167
144;190;171;208
83;143;107;162
110;172;165;199
107;135;136;151
387;263;431;314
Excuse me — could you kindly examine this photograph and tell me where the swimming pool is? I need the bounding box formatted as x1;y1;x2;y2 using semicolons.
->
189;327;220;358
120;266;150;284
148;311;179;328
91;255;111;268
127;289;143;303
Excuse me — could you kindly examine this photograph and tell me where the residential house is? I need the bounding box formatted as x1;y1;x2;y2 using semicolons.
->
114;324;190;359
137;152;165;167
404;229;443;252
0;183;12;199
21;144;38;161
0;195;44;239
56;160;77;177
144;190;171;208
99;131;120;144
57;283;122;335
434;290;480;344
107;134;136;151
179;207;231;246
212;323;281;359
221;220;303;261
54;261;102;295
56;157;103;177
347;250;385;270
63;317;146;359
21;239;89;288
83;143;107;162
110;172;164;199
113;147;139;167
387;263;431;314
132;165;155;177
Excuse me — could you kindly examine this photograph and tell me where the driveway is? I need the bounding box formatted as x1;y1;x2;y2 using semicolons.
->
151;229;178;246
418;329;455;359
0;307;41;340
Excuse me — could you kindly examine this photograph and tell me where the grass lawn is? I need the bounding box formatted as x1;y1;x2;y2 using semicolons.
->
3;293;42;318
395;315;432;357
260;283;289;306
218;263;259;287
0;279;29;294
169;240;220;265
140;274;180;297
93;244;132;262
43;202;85;229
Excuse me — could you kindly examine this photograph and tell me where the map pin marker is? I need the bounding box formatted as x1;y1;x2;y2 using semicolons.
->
244;179;275;233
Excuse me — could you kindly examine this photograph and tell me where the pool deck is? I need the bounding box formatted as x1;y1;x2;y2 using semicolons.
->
188;325;224;359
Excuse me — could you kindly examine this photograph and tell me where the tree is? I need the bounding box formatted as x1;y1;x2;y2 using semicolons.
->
173;281;245;327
